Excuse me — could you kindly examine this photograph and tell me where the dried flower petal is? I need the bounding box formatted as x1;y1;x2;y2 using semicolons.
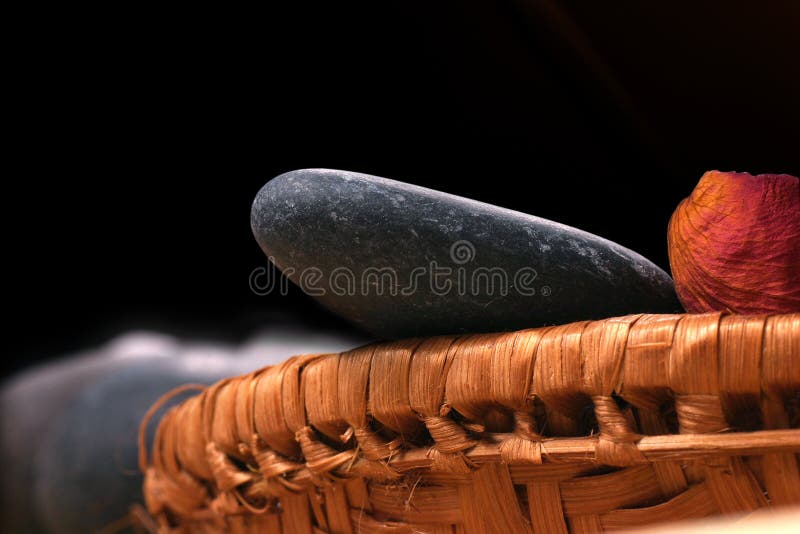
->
667;170;800;314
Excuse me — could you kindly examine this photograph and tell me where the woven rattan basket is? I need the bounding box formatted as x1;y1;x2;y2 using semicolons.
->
139;312;800;533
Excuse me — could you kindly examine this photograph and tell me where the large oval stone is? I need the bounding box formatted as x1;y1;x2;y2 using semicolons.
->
252;169;681;338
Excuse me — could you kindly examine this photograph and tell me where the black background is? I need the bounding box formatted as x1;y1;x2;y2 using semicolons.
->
6;1;799;376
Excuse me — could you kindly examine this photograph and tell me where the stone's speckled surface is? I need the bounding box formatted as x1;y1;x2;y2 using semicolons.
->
252;169;681;338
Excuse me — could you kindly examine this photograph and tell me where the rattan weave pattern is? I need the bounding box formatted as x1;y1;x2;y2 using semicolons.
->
139;312;800;533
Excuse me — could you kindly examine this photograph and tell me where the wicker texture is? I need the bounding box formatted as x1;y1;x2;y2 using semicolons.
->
140;312;800;533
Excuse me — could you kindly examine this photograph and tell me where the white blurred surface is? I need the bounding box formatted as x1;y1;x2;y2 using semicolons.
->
617;507;800;533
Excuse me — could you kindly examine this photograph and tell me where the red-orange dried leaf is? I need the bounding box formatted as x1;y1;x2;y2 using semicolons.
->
667;170;800;314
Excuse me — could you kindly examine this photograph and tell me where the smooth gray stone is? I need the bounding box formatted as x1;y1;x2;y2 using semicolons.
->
252;169;681;338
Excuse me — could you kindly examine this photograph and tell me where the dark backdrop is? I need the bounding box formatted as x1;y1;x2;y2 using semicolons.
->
7;1;799;375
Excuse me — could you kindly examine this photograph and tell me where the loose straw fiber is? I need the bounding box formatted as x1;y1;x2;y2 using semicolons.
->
139;312;800;533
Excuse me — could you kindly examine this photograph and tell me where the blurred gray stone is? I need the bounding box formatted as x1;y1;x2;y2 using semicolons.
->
33;360;222;533
1;328;364;533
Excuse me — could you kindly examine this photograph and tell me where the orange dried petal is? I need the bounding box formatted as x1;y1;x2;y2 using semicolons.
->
667;170;800;313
